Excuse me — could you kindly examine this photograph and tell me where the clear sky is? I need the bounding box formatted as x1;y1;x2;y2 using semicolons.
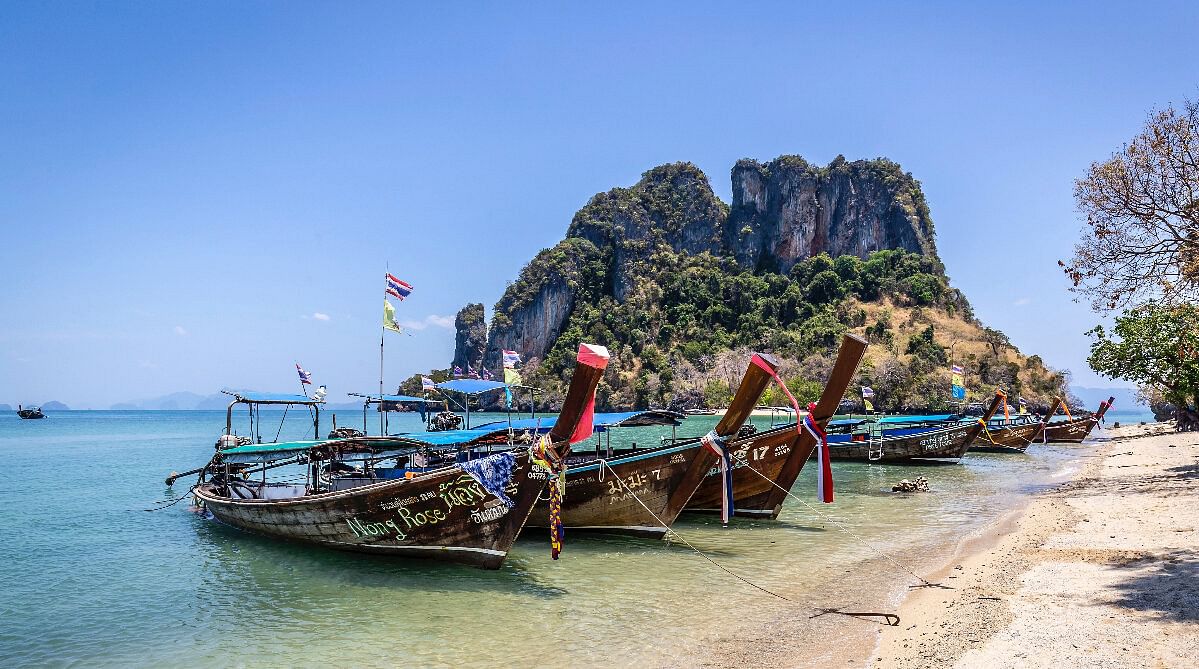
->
2;2;1197;408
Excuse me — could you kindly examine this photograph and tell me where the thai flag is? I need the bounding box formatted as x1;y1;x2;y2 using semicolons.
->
502;350;521;368
421;375;435;391
861;386;874;398
951;364;964;375
481;368;492;381
296;363;313;385
453;366;464;378
385;274;413;301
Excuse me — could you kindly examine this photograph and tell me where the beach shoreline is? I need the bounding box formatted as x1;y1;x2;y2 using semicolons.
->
869;423;1199;668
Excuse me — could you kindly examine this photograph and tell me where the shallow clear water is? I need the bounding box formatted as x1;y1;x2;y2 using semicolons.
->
0;410;1109;667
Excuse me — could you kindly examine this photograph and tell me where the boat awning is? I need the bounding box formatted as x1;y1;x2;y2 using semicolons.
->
390;429;508;448
222;390;325;405
352;394;441;403
217;437;427;464
435;379;509;395
218;440;328;463
878;414;956;424
469;410;684;434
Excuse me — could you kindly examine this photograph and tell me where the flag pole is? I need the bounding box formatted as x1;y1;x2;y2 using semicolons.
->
380;265;387;436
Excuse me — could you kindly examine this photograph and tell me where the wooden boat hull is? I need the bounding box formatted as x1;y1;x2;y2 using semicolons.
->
194;452;541;569
970;421;1044;452
1040;418;1098;443
687;334;870;520
527;441;702;538
17;409;44;419
687;425;800;519
827;422;977;462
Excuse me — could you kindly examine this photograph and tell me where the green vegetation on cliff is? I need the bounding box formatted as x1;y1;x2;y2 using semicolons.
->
477;157;1071;412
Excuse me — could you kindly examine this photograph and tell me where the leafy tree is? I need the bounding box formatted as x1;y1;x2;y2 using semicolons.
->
806;269;846;304
1062;98;1199;311
905;325;947;366
1087;303;1199;428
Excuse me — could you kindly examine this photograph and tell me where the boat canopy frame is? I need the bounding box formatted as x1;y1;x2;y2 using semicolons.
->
222;390;324;443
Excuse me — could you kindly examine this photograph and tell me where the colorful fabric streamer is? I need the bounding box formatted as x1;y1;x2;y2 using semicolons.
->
801;403;834;503
530;434;566;559
749;354;802;433
700;429;734;525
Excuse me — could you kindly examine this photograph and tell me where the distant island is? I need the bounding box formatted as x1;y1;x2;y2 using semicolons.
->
108;391;361;411
0;404;11;412
40;401;70;411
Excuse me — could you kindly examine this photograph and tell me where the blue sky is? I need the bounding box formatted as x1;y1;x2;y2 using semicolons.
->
2;2;1197;408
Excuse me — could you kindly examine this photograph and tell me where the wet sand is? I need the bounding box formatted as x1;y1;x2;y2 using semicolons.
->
872;423;1199;668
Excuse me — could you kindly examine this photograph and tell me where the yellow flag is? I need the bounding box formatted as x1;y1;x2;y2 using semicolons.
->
863;398;874;412
504;368;522;385
383;299;402;333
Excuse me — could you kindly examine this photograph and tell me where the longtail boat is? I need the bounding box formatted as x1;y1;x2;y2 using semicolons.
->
182;344;608;569
822;391;1005;462
968;391;1045;452
1040;395;1114;443
516;353;781;537
686;334;869;519
17;404;45;419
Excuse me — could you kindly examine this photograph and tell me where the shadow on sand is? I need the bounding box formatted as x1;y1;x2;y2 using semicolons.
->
1110;549;1199;622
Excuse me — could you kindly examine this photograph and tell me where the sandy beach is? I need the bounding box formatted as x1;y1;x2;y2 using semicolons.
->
871;424;1199;668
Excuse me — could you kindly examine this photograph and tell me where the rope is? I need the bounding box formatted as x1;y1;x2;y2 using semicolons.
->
274;404;290;443
597;459;794;603
143;485;198;511
728;452;946;590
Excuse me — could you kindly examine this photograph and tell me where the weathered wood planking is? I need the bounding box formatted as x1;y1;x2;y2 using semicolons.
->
688;334;869;519
526;354;780;536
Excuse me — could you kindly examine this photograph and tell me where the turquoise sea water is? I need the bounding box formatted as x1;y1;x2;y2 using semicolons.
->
0;410;1130;667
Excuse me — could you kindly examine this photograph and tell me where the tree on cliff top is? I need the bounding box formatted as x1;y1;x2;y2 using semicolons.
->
1062;98;1199;312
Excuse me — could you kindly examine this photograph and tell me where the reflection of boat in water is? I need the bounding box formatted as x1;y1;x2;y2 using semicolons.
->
17;405;45;419
176;345;608;569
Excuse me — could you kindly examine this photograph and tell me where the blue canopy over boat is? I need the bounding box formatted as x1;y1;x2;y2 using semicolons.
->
354;394;441;403
435;379;509;395
469;410;684;434
222;390;325;405
217;436;422;463
878;414;957;424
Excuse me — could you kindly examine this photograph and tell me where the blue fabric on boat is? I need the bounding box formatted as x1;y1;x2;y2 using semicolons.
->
436;379;509;395
459;452;517;507
225;391;323;404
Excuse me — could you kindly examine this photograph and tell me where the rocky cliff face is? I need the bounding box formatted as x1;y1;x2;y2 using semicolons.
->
481;238;604;371
451;303;487;373
728;156;936;273
462;155;940;373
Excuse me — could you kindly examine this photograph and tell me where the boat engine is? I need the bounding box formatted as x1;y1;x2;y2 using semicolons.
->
215;434;253;450
427;411;463;432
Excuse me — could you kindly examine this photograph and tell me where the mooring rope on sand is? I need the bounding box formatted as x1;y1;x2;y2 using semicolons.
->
596;459;795;603
729;453;948;590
